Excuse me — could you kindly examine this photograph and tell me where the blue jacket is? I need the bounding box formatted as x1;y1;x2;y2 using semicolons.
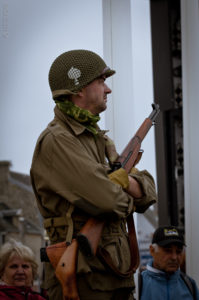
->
140;261;199;300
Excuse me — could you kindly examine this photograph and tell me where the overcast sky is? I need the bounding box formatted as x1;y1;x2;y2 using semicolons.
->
0;0;154;176
0;0;105;174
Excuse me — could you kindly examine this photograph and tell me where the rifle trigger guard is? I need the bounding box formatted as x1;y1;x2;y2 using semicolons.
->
109;162;122;173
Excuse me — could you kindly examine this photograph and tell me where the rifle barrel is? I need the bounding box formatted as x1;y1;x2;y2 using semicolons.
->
149;103;160;122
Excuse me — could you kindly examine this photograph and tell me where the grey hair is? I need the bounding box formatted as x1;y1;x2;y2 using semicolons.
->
0;239;38;280
151;243;159;252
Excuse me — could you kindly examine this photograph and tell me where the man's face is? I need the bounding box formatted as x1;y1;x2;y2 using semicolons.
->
150;243;184;273
2;254;33;287
79;76;112;115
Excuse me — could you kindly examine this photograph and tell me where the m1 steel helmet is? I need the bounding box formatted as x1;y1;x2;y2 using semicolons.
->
48;49;115;100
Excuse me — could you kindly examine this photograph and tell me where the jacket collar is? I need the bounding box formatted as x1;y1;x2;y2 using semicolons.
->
147;259;181;279
54;105;108;137
54;105;88;136
147;264;165;274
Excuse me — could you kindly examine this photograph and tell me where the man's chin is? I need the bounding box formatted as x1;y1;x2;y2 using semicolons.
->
98;105;107;114
166;266;179;273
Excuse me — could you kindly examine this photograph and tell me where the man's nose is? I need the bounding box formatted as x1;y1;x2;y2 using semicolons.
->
104;83;112;94
171;251;178;260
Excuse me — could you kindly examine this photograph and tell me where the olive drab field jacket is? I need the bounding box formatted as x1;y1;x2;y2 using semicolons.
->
30;106;157;291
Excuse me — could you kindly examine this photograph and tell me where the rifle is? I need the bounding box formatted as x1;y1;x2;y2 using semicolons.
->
42;103;160;298
76;103;160;261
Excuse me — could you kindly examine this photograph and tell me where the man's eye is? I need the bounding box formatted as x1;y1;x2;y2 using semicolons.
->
99;76;106;82
164;248;172;253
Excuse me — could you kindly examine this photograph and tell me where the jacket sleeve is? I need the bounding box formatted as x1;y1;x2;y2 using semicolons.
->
33;129;135;219
189;276;199;300
129;168;157;213
105;135;157;213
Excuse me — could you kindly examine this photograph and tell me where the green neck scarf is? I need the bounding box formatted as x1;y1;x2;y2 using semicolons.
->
55;100;100;135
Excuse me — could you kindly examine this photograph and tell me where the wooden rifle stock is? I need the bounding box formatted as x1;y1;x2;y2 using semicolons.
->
116;103;160;172
76;218;104;257
77;103;160;268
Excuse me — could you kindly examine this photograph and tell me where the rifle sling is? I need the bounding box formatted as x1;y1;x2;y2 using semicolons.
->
98;214;140;278
45;214;139;278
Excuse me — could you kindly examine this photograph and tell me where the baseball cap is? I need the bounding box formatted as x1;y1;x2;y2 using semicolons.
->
152;226;186;247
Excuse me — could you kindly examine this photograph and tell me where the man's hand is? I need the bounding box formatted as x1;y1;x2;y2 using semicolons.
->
108;168;129;189
108;167;143;198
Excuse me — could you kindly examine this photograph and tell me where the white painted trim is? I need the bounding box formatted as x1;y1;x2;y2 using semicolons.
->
181;0;199;284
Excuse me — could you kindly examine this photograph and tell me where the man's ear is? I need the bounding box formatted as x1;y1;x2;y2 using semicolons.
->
149;244;155;257
77;89;84;97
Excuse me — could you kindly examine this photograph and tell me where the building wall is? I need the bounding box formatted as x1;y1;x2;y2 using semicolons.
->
102;0;157;236
0;161;42;227
181;0;199;284
102;2;157;298
102;0;156;179
0;161;44;283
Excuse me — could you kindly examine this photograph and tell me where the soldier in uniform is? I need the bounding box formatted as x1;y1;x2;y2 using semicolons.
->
30;49;157;300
